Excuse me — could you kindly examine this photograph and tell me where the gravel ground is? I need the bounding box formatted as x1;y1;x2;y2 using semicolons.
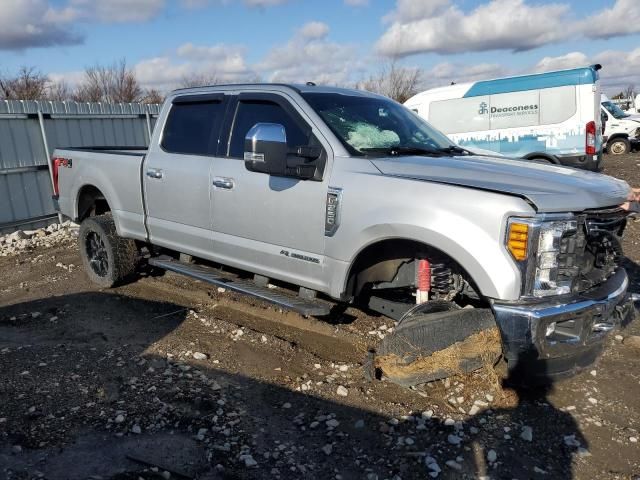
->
1;153;639;480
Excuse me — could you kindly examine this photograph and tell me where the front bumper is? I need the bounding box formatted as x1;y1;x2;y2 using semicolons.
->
492;268;634;382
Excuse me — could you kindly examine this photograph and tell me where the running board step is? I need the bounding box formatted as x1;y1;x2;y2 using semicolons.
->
148;256;331;317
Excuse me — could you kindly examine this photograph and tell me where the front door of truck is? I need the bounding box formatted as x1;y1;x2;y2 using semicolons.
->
210;92;330;289
144;93;227;258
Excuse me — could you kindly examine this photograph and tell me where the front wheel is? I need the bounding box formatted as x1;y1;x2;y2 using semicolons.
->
607;137;630;155
78;214;138;288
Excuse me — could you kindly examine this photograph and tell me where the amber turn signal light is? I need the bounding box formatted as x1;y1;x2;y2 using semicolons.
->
507;222;528;261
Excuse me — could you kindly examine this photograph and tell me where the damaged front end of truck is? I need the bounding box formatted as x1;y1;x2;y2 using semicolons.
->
364;207;635;387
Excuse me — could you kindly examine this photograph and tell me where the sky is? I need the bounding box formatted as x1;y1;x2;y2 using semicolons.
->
1;0;639;96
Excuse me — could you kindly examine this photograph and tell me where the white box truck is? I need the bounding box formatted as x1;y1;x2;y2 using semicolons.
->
601;94;640;155
405;65;604;170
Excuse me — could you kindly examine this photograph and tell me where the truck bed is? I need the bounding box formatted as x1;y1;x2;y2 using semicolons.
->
54;146;148;242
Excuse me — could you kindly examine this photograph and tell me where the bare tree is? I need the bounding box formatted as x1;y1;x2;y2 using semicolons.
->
141;88;164;104
48;80;72;102
356;61;422;103
72;69;103;103
0;66;49;100
73;59;142;103
624;84;637;99
179;72;220;88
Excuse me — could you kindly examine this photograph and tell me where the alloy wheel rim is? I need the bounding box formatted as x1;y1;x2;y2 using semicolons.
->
86;231;109;277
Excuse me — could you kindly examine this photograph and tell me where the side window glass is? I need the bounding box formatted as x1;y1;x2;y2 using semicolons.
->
162;101;223;155
539;86;576;125
229;100;309;158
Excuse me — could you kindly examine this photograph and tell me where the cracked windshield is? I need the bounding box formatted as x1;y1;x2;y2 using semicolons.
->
302;92;455;155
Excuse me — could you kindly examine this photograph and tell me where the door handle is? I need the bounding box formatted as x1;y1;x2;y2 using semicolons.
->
212;177;234;189
146;168;163;179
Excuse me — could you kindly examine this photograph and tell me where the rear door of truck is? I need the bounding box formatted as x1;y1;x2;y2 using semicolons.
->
143;93;227;258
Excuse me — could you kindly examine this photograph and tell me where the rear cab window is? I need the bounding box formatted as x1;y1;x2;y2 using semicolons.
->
162;97;225;155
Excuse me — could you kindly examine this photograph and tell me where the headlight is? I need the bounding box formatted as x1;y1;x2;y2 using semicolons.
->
506;215;578;297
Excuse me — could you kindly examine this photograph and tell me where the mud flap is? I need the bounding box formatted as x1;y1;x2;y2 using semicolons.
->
375;308;502;387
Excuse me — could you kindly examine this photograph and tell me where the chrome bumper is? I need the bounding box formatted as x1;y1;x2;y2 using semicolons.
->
492;269;634;380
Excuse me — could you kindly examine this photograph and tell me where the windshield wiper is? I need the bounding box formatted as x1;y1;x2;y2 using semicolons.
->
436;145;472;156
360;146;445;157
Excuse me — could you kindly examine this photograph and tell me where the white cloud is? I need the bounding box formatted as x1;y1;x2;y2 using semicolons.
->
177;43;250;74
179;0;289;7
244;0;288;6
582;0;640;40
532;52;590;73
423;62;508;89
377;0;571;57
48;69;86;87
591;49;640;94
47;0;166;23
298;21;330;40
256;26;363;85
0;0;82;50
377;0;640;58
520;49;640;94
344;0;369;6
383;0;449;23
130;43;256;90
79;0;165;22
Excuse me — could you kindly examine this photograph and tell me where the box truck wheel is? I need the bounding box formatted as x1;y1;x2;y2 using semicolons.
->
79;214;138;288
607;137;630;155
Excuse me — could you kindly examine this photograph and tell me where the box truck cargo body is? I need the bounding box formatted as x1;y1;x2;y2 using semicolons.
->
405;65;603;170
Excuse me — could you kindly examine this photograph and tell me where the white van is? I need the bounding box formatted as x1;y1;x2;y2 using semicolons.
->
405;65;604;170
601;94;640;155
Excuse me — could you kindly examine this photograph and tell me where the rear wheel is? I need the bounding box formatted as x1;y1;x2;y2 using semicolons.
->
607;137;630;155
79;214;138;288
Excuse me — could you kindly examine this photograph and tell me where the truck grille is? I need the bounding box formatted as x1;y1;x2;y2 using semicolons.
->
558;208;626;292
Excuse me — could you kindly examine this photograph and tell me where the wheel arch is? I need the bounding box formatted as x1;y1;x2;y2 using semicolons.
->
607;133;630;141
522;152;561;164
75;184;112;222
340;235;502;301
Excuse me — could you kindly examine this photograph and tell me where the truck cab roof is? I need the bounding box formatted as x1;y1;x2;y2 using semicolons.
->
170;83;386;99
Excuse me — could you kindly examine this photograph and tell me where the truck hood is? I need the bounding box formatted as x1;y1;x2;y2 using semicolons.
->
623;114;640;122
370;155;630;212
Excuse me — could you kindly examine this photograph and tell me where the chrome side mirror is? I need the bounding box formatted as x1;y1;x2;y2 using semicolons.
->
244;123;288;175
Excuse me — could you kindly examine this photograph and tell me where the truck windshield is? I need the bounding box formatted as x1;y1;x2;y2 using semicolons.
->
602;100;630;120
301;92;457;156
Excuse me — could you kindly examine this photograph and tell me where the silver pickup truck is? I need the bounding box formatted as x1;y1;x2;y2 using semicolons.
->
53;83;635;384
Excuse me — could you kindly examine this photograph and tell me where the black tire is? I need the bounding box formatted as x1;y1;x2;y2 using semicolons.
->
78;214;138;288
607;137;630;155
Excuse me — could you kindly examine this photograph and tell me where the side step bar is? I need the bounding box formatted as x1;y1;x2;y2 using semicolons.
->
148;256;331;317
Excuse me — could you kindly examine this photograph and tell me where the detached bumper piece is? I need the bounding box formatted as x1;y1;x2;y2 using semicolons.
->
493;268;634;383
375;308;502;387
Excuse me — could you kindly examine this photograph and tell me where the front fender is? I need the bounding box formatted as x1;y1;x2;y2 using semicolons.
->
340;220;521;301
322;171;535;301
